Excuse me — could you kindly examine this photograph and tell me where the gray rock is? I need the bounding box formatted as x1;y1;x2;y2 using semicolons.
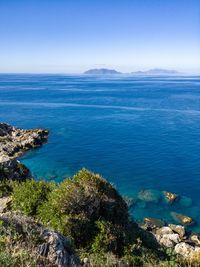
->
0;196;11;213
157;233;180;248
39;229;81;267
168;224;185;238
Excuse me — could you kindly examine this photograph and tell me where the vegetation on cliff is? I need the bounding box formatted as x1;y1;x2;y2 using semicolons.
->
2;168;199;266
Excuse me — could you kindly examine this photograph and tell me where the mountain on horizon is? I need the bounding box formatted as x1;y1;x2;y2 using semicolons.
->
84;68;122;75
131;68;179;75
84;68;179;75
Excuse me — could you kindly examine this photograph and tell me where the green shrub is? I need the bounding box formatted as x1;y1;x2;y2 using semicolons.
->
12;179;55;216
91;220;128;256
38;169;130;249
0;180;16;197
73;169;129;225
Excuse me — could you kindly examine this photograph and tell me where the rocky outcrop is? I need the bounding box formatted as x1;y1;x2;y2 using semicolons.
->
143;218;200;260
0;159;31;181
0;123;48;181
155;227;180;248
39;229;81;267
0;123;48;162
0;211;81;267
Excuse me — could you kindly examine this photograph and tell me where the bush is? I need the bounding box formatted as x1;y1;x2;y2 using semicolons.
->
73;169;129;225
0;180;15;197
38;169;130;249
91;220;129;256
12;179;55;216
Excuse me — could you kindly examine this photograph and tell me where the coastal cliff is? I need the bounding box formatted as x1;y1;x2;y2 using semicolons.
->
0;123;200;267
0;123;48;162
0;123;48;181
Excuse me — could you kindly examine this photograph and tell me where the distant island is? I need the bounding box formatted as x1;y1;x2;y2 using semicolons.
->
131;68;179;75
84;68;179;75
84;68;122;75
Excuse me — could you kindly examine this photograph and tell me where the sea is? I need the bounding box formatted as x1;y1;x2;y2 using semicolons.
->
0;74;200;232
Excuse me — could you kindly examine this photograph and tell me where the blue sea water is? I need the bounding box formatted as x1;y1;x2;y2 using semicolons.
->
0;74;200;232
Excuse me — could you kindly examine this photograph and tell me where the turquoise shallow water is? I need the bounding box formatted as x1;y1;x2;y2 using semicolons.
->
0;74;200;232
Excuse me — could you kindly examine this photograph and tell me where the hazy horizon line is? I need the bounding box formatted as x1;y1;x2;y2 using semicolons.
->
0;71;199;76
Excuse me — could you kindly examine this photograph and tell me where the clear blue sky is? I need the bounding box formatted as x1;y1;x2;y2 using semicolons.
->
0;0;199;73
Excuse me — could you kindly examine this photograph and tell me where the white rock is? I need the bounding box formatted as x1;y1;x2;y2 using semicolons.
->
156;226;173;236
159;234;180;248
175;242;195;257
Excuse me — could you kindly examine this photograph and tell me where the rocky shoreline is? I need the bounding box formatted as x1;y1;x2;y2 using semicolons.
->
141;217;200;260
0;123;48;181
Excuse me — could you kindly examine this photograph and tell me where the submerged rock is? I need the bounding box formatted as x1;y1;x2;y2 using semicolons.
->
171;212;193;225
163;191;178;203
138;189;160;203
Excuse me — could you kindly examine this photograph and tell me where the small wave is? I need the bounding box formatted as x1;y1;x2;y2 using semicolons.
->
0;101;200;115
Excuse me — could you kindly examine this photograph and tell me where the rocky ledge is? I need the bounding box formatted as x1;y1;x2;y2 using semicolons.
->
0;123;48;181
0;123;48;162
